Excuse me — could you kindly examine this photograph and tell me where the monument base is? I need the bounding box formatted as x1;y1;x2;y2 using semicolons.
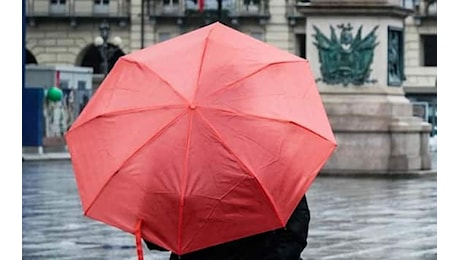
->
319;87;432;175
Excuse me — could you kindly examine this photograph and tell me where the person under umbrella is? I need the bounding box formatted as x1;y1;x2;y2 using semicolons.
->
144;195;310;260
65;22;336;260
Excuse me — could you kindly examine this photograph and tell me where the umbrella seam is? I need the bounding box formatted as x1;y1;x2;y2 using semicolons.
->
203;60;307;100
199;106;336;144
181;175;255;252
184;199;220;250
67;59;126;132
83;110;189;216
195;109;285;226
66;105;186;135
176;25;215;253
190;23;216;104
122;58;190;104
177;111;194;252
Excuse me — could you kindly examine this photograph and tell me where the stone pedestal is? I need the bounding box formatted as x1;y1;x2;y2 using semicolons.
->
297;0;433;174
320;87;432;174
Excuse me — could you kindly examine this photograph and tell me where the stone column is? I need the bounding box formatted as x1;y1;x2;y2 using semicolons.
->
297;0;432;174
265;0;290;51
130;0;155;51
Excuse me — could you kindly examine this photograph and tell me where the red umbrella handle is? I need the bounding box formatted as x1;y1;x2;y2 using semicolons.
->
135;219;144;260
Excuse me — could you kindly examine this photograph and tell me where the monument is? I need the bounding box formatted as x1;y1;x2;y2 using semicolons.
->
297;0;432;174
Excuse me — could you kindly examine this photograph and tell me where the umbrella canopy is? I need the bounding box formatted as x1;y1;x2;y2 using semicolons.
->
65;22;337;257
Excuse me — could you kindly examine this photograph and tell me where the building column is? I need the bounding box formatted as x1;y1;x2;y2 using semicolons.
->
265;0;290;51
130;0;155;51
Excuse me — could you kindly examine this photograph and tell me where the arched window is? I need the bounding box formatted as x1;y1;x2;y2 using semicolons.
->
79;44;125;74
26;49;38;64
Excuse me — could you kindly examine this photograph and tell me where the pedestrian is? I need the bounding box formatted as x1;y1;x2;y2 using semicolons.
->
144;195;310;260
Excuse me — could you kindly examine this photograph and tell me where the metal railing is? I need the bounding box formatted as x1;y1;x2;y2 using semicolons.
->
26;0;129;17
286;0;437;21
147;0;269;17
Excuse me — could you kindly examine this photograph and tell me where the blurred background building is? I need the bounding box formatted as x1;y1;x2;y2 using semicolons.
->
24;0;437;151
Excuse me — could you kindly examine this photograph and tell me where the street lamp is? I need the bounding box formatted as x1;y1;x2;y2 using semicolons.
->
94;20;122;76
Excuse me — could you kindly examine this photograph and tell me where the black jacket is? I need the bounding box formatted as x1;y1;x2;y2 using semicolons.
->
145;195;310;260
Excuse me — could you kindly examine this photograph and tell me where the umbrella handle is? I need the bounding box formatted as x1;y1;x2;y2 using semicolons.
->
135;219;144;260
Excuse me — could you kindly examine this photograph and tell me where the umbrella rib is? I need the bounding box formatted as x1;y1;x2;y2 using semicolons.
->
195;110;285;226
190;24;216;103
204;60;305;100
176;28;216;249
202;106;335;144
66;105;186;134
177;111;194;251
131;60;190;104
83;110;189;216
181;176;252;251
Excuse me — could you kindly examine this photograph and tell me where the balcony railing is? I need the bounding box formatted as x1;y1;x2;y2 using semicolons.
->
400;0;436;26
288;0;421;20
292;0;423;8
147;0;269;18
26;0;129;18
401;0;436;16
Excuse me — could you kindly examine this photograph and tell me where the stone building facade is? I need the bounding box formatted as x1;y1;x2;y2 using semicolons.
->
402;0;437;136
25;0;437;139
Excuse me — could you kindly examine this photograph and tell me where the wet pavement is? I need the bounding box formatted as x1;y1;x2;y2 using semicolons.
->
22;160;436;260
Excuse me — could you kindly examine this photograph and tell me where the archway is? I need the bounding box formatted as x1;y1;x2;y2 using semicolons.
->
26;49;38;64
78;44;125;74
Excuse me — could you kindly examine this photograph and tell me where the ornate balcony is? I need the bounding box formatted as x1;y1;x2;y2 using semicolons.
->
288;0;414;22
410;0;436;25
402;0;436;16
147;0;270;24
26;0;130;26
286;0;424;27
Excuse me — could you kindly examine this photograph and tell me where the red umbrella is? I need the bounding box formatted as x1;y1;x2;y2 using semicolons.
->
65;22;336;259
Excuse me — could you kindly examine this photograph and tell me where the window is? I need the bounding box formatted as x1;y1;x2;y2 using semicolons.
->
159;32;171;42
243;0;260;12
51;0;66;4
164;0;179;5
50;0;66;13
94;0;109;5
244;0;260;5
185;0;232;10
59;80;69;89
77;81;87;90
401;0;420;9
426;1;437;15
421;35;436;67
250;32;264;41
94;0;109;14
296;34;306;59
